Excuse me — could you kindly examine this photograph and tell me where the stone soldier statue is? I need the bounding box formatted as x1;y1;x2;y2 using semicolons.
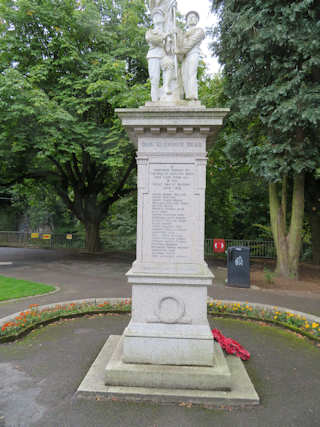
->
180;11;205;100
146;9;167;101
161;33;176;98
147;1;180;102
149;0;177;32
147;3;204;103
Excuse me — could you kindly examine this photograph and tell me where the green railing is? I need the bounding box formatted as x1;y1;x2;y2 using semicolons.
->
205;239;276;259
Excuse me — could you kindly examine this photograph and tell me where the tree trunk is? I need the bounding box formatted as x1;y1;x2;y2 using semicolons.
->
269;180;289;277
288;173;305;277
85;221;101;253
269;173;305;280
311;212;320;265
305;173;320;265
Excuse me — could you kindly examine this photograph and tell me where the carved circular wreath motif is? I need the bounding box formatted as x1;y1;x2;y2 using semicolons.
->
157;296;185;324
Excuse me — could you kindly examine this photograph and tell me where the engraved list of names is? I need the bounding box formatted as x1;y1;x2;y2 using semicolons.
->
150;164;194;260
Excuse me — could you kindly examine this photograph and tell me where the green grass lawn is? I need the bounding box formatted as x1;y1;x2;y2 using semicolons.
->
0;275;55;301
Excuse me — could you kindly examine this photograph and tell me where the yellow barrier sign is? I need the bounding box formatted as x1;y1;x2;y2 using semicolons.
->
66;234;73;240
31;233;39;239
42;234;51;240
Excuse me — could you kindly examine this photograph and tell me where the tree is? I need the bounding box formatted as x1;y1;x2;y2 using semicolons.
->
305;172;320;264
199;73;270;241
211;0;320;278
0;0;150;252
0;191;21;230
8;181;79;233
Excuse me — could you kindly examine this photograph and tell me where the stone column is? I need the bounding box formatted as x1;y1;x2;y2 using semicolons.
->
77;104;258;405
116;106;229;367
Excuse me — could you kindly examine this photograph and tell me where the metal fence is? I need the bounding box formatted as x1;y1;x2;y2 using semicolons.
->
0;232;312;261
0;231;85;249
205;239;276;259
0;231;284;260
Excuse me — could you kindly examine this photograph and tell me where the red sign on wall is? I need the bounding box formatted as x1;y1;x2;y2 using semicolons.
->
213;239;226;253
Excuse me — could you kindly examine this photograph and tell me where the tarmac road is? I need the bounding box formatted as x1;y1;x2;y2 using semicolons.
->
0;247;319;319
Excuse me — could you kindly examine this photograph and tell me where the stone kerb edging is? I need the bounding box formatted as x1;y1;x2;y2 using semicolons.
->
1;297;319;328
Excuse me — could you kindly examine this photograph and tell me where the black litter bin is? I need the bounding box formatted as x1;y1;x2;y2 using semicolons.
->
227;246;250;288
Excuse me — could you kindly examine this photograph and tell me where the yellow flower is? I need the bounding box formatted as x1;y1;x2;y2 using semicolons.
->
274;315;278;320
312;322;319;329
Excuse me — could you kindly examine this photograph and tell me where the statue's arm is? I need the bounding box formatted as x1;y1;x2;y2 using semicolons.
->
180;28;205;53
146;30;165;46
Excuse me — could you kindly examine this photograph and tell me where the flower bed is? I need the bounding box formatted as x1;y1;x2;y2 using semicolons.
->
0;300;319;344
0;300;131;343
208;301;320;342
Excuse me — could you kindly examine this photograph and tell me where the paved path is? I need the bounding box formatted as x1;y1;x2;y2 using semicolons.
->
1;314;319;427
0;248;320;427
0;248;319;319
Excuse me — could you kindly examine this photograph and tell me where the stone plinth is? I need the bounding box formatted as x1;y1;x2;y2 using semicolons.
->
77;335;260;407
114;105;229;367
75;104;259;405
105;335;232;390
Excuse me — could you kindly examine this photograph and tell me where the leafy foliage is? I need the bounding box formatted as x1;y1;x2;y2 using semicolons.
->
199;73;269;239
210;0;320;276
211;0;320;180
0;0;150;251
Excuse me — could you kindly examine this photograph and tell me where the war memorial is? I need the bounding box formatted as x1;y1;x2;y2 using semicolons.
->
77;0;259;406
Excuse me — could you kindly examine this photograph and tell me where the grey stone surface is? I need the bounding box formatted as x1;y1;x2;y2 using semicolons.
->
117;107;229;367
122;333;214;366
113;103;250;397
116;107;229;145
77;334;259;406
105;335;231;389
1;314;320;426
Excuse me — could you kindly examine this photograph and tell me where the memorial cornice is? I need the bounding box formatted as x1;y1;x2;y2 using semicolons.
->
115;107;230;145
